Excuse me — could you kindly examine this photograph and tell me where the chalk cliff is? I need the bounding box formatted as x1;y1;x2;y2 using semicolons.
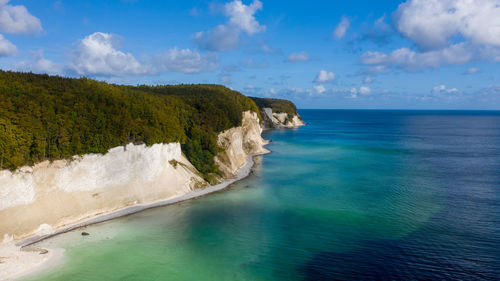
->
261;107;305;129
215;111;269;178
0;111;266;243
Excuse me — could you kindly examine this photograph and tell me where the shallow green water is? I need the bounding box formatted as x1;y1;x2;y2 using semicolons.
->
26;110;500;280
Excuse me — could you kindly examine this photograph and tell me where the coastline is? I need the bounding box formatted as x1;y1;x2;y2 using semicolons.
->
1;148;270;281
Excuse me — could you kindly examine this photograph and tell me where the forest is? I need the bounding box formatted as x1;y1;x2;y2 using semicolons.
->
250;96;299;119
0;71;260;180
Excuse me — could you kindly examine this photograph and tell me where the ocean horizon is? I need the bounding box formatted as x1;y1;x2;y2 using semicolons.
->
24;109;500;281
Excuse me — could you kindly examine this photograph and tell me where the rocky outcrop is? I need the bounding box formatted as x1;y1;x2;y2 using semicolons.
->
0;110;267;243
261;107;305;129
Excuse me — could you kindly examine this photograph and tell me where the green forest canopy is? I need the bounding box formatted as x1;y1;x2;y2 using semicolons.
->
250;97;299;118
0;71;265;179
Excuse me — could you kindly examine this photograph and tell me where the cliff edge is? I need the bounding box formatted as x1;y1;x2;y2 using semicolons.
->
250;97;305;129
0;111;266;243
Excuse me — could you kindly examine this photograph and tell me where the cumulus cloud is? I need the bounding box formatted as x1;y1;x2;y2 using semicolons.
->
464;67;480;75
0;0;42;34
15;51;61;74
359;42;497;72
287;51;309;62
314;70;335;83
313;84;326;94
241;58;268;68
218;73;232;84
432;84;458;94
361;0;500;73
225;0;265;34
194;25;240;51
0;33;16;56
394;0;500;50
195;0;265;51
333;16;350;39
154;47;219;73
359;86;371;95
68;32;148;76
360;15;393;45
13;32;218;77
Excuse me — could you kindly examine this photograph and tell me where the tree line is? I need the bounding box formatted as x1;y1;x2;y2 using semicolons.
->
0;71;259;181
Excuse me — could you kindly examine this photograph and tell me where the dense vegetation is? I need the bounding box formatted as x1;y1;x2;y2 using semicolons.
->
250;97;299;118
0;71;259;180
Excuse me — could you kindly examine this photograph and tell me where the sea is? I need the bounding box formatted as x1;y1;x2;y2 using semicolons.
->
25;110;500;281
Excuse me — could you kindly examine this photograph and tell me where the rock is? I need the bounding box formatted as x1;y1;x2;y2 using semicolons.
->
81;232;89;236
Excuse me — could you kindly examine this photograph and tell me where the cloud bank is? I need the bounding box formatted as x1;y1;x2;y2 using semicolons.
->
360;0;500;73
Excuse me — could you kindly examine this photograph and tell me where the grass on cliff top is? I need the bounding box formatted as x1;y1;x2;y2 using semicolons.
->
0;71;261;179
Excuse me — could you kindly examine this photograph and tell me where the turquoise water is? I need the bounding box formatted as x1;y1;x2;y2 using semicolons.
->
27;110;500;280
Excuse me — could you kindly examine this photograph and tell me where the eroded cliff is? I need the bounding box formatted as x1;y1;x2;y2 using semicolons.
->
0;111;266;243
261;108;305;129
215;111;269;178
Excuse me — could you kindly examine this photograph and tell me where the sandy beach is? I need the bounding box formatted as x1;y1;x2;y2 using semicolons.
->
0;150;269;281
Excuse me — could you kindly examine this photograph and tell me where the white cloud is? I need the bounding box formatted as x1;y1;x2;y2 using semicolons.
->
313;84;326;94
194;25;240;51
394;0;500;50
241;58;268;68
195;0;265;51
287;51;309;62
361;0;500;73
359;86;371;95
225;0;265;34
15;32;218;77
333;16;350;39
359;15;393;45
155;47;219;73
363;76;373;84
0;0;42;34
359;42;492;72
15;51;61;74
349;88;358;98
218;73;231;84
314;70;335;83
432;84;458;94
68;32;148;76
0;33;16;56
260;44;278;54
464;67;480;75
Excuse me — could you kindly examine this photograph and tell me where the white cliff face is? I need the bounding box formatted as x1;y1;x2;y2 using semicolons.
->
262;107;305;129
0;110;268;243
215;111;269;178
0;143;205;241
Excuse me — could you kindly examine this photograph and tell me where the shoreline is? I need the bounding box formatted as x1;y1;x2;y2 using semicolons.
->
2;149;270;281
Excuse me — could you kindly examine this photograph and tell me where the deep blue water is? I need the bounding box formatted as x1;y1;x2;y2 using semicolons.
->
30;110;500;281
295;110;500;280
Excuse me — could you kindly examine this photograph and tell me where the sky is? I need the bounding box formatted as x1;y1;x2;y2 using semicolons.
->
0;0;499;109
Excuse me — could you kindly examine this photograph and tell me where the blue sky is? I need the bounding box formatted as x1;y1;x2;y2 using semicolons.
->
0;0;499;109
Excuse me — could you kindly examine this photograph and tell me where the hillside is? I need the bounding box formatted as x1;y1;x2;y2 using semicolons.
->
0;71;259;178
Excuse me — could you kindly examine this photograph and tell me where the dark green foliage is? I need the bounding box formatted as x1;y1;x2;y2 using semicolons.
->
0;71;259;179
250;97;299;118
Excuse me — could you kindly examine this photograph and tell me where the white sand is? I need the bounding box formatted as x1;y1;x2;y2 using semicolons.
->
0;242;64;281
0;151;268;281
